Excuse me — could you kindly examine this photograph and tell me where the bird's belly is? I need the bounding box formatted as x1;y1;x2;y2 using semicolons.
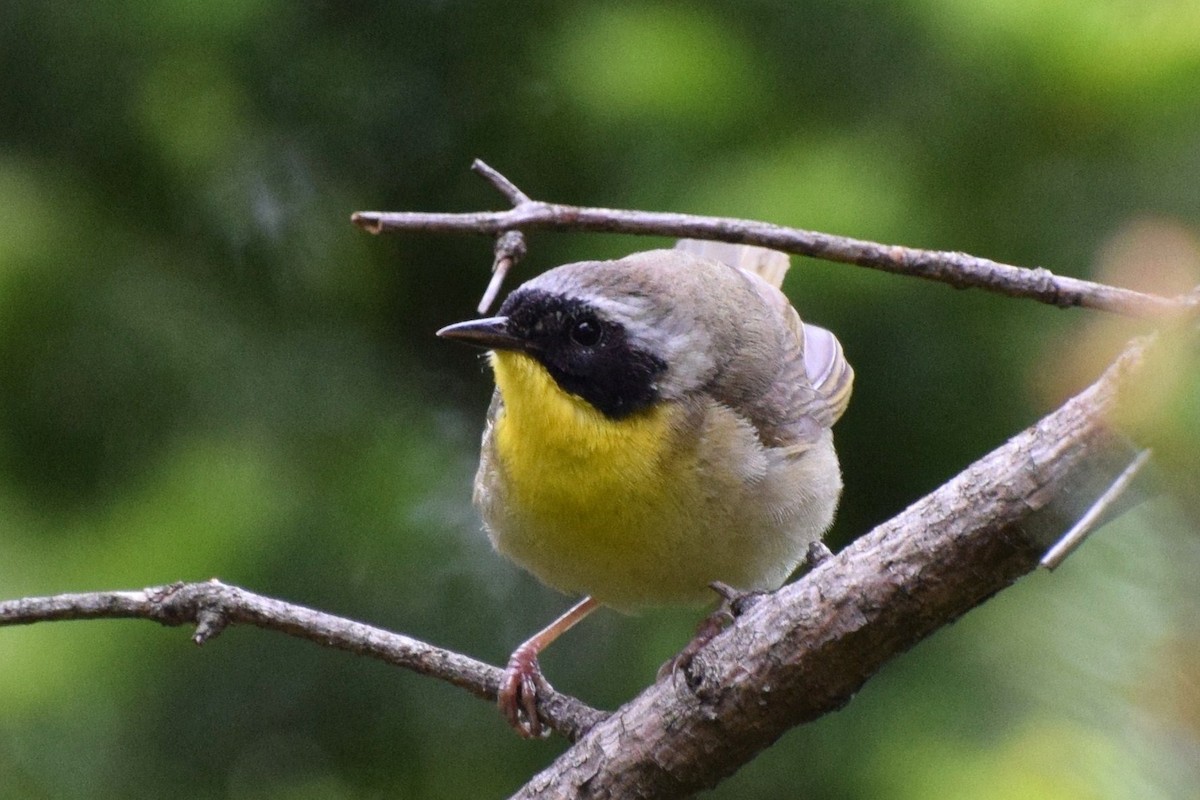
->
490;462;743;610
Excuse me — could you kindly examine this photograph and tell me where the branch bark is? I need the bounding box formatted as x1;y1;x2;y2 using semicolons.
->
510;336;1149;799
0;580;606;741
352;162;1196;321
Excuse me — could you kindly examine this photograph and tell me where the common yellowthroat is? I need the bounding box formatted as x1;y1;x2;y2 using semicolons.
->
438;241;852;737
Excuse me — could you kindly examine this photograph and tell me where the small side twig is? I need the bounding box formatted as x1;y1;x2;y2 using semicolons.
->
472;158;531;206
479;229;527;313
352;162;1193;321
192;605;229;644
0;579;606;742
1040;448;1153;569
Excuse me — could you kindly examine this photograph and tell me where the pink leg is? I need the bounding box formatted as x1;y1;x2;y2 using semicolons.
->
499;596;599;738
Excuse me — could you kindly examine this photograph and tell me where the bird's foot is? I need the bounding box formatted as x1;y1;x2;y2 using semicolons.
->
708;580;768;616
657;606;733;681
498;643;552;739
657;582;766;681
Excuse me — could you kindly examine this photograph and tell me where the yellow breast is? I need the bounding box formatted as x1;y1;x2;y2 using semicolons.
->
487;351;707;607
491;351;679;520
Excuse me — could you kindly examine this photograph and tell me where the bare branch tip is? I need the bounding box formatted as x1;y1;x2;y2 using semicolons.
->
478;262;511;314
1040;448;1153;570
192;606;230;645
1181;285;1200;316
470;160;532;207
350;212;383;234
477;230;528;313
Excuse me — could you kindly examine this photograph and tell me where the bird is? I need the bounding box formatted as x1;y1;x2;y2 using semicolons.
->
437;240;853;737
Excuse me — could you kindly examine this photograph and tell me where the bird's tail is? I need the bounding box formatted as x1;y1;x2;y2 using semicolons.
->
673;239;791;290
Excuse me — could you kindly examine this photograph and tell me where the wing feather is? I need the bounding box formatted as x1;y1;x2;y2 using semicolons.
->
674;241;853;446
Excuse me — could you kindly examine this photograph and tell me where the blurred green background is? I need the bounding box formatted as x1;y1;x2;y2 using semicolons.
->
1;1;1199;798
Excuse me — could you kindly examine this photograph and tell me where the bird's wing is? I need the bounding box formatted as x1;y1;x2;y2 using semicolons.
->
675;239;853;441
472;387;506;511
753;295;853;445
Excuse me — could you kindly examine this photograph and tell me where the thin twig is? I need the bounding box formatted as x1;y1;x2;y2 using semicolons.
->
479;229;527;314
1040;448;1153;569
471;158;532;205
351;164;1193;320
0;579;606;742
470;160;529;311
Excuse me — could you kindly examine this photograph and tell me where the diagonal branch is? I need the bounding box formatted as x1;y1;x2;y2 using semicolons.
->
0;336;1153;797
509;336;1150;799
352;161;1195;320
0;579;606;742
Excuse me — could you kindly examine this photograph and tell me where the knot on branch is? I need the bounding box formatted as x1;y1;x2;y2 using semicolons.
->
142;579;236;644
1029;266;1078;308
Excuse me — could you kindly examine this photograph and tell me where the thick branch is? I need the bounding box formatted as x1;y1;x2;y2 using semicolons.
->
0;579;605;741
352;164;1192;320
511;337;1149;799
0;336;1155;795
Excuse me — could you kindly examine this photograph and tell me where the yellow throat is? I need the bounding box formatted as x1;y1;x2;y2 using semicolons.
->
488;350;703;606
490;350;676;503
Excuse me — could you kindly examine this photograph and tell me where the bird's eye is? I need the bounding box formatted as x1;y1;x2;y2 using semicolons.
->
570;317;603;347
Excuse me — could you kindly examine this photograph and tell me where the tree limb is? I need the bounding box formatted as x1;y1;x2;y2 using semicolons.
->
510;336;1150;799
352;161;1195;321
0;579;606;742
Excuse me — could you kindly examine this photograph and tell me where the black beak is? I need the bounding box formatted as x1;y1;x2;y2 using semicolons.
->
436;316;527;351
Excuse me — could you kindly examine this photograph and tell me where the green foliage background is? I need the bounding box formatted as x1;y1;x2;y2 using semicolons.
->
1;2;1198;797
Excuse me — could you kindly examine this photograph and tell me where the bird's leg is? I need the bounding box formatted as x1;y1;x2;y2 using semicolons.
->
709;579;769;616
499;595;599;738
657;607;733;681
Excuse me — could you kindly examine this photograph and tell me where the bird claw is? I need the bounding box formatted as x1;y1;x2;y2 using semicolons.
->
659;582;768;682
657;606;734;681
498;644;552;739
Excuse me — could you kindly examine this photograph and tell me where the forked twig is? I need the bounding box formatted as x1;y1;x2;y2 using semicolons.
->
353;161;1197;321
